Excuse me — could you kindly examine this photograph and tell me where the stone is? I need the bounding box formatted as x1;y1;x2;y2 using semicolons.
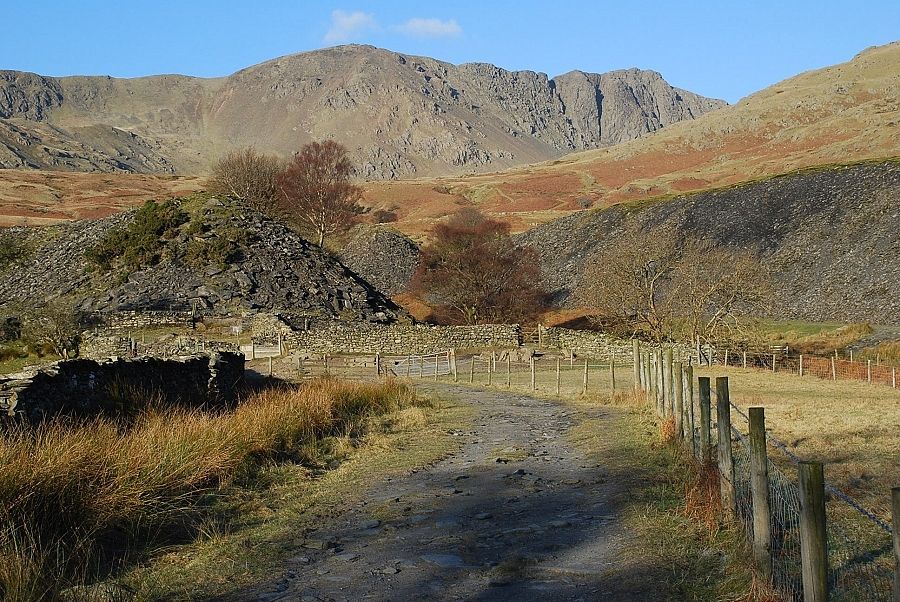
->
420;553;467;568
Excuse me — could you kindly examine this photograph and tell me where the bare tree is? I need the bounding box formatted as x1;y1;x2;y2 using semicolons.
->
275;141;364;247
208;147;281;211
412;208;546;324
672;238;771;349
576;229;682;341
20;299;82;358
577;230;770;345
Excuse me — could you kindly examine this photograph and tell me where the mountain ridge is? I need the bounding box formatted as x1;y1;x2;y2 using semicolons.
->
0;44;725;178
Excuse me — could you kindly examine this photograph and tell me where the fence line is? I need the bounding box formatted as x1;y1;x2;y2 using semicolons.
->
712;348;898;390
635;342;896;601
310;343;897;599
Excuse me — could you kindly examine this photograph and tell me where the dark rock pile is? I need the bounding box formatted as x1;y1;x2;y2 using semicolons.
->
338;225;420;297
0;197;402;323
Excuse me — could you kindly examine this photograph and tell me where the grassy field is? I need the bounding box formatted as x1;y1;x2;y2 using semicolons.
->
0;378;471;601
694;365;900;520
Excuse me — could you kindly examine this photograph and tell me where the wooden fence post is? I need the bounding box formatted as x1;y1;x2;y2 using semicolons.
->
684;365;696;455
800;354;804;377
831;356;837;381
724;349;730;367
323;353;328;372
699;376;712;463
663;348;674;417
469;356;475;384
891;487;900;602
716;376;736;518
643;352;651;395
268;356;273;377
610;359;616;392
375;352;381;378
893;367;897;389
434;354;438;381
799;461;828;602
673;361;684;439
743;350;748;369
632;340;641;392
487;353;493;386
406;354;412;378
556;357;561;396
507;355;511;389
530;356;536;392
867;359;872;383
656;349;665;416
450;349;457;382
749;407;773;581
772;353;777;373
582;358;588;396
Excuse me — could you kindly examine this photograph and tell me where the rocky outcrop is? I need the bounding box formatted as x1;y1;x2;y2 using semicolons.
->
0;197;403;323
518;159;900;324
0;45;725;177
0;71;63;119
338;226;420;296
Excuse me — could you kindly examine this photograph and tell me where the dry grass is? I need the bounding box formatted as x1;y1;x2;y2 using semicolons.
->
860;340;900;365
562;389;765;600
764;321;874;355
695;365;900;519
682;459;723;533
0;378;415;600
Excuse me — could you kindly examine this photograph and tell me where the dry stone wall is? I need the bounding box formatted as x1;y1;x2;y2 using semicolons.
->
287;322;522;356
0;352;244;425
80;332;239;360
539;327;694;362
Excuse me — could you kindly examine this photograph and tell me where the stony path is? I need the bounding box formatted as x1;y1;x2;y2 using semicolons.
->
223;384;663;601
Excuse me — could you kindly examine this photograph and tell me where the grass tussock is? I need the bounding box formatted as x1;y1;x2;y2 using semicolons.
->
658;415;677;444
860;340;900;364
0;378;415;600
682;458;722;533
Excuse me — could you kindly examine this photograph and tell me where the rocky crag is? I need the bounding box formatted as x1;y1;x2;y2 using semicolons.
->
0;45;724;178
517;159;900;324
0;196;402;324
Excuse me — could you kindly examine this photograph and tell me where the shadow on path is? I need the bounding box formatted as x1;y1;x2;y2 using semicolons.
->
217;383;672;601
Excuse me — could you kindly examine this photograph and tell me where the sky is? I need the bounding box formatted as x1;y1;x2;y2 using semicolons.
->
2;1;899;103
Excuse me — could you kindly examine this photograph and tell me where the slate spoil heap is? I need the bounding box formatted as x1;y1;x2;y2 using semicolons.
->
0;196;402;324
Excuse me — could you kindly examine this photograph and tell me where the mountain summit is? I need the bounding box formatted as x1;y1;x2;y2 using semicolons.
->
0;45;725;178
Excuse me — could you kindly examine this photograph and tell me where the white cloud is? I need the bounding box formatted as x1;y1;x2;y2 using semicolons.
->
396;17;462;38
324;10;378;43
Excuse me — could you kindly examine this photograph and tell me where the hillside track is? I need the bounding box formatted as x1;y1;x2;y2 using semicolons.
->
222;384;665;601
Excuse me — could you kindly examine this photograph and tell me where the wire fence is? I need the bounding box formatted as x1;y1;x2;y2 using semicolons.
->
712;348;898;389
679;354;896;601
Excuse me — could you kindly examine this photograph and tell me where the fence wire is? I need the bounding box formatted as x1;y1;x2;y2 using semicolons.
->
728;409;894;601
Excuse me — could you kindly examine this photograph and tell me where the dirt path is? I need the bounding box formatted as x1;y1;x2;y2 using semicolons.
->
223;384;664;601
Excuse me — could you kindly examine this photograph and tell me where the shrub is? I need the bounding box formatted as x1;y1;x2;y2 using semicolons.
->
85;200;188;271
371;209;398;224
0;231;26;268
184;226;248;268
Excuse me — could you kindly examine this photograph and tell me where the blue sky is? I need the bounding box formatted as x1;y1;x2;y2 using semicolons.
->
3;1;898;103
